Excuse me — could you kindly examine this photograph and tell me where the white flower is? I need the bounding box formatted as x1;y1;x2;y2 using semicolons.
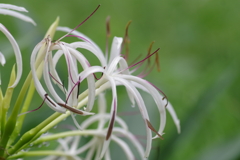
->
30;35;98;129
42;93;146;160
58;26;180;158
0;3;35;87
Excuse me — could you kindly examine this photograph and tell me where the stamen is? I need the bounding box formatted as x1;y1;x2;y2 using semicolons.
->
45;94;56;107
146;119;164;140
147;41;155;65
66;76;81;104
49;71;64;86
57;5;101;42
121;48;160;73
93;72;104;80
57;103;84;115
155;53;160;72
121;20;132;60
18;94;49;116
65;52;76;84
62;80;66;94
105;16;111;60
137;62;155;78
106;110;115;140
148;81;168;107
128;54;142;66
106;99;117;140
65;35;92;43
77;77;81;99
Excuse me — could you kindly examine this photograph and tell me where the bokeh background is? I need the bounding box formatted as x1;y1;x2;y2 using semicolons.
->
0;0;240;160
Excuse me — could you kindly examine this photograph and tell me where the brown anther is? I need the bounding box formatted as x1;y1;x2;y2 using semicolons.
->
45;94;56;107
77;78;81;99
124;20;132;43
147;41;155;65
57;103;84;115
106;110;116;140
105;16;111;59
146;119;164;140
121;20;132;60
155;52;161;72
106;16;111;38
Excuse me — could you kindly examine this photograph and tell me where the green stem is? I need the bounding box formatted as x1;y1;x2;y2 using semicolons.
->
7;81;110;158
7;79;36;148
8;151;77;159
0;17;59;159
0;67;16;157
33;129;103;145
0;89;3;138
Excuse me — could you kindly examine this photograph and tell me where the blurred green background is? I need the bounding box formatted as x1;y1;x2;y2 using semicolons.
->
0;0;240;160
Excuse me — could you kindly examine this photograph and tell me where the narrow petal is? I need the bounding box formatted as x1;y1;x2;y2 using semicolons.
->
71;112;83;130
109;37;123;64
70;42;107;67
113;128;146;160
165;101;181;134
0;9;36;25
85;145;96;160
43;52;65;104
66;46;96;111
0;23;22;88
76;138;97;154
111;135;135;160
117;74;167;136
0;4;28;12
132;80;180;135
81;114;128;131
0;51;6;66
100;76;117;159
113;77;152;157
30;40;66;113
57;26;106;65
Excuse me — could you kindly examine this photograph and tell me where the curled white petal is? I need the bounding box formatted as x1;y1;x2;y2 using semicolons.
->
113;77;152;157
165;101;181;134
0;23;22;88
132;81;181;134
100;76;117;159
0;4;28;12
30;40;66;113
0;9;36;25
66;46;96;111
57;26;106;66
117;75;166;136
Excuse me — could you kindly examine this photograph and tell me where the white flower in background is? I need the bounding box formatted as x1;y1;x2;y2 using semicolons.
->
42;93;146;160
0;3;35;87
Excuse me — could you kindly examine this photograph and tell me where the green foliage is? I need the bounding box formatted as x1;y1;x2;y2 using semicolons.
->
0;0;239;159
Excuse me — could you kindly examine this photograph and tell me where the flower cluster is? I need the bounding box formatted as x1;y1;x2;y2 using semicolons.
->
0;4;180;160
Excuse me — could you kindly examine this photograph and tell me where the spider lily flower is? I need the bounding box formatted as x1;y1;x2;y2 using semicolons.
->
0;3;35;87
30;6;102;118
30;35;96;130
59;24;180;158
41;93;145;160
